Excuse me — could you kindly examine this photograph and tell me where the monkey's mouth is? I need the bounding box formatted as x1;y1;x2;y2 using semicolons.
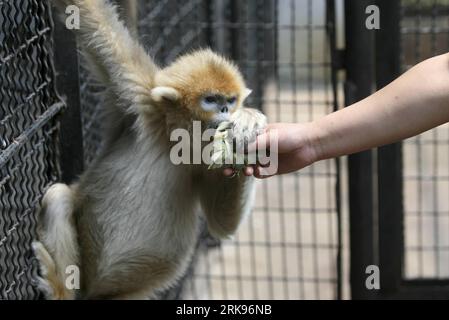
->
208;113;231;129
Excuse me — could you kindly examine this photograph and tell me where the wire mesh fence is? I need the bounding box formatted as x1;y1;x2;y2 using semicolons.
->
11;0;449;300
401;0;449;279
0;0;63;299
0;0;341;300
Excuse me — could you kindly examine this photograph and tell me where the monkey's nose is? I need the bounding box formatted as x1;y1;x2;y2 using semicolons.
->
220;106;228;113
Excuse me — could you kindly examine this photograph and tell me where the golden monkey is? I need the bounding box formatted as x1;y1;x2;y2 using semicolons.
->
33;0;267;299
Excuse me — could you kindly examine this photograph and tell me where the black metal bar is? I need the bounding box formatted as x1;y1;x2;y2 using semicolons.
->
326;0;343;301
344;0;377;300
386;280;449;299
228;0;240;61
204;0;214;48
52;10;84;184
375;0;403;295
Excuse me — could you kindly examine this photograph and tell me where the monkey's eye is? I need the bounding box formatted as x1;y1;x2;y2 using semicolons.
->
204;95;218;104
227;97;237;104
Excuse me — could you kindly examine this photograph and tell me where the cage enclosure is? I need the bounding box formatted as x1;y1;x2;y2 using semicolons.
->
1;0;449;300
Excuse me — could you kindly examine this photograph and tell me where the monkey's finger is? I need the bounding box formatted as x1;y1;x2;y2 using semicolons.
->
223;168;235;177
243;166;254;176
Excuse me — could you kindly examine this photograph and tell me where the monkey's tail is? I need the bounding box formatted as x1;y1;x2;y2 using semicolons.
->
33;183;80;300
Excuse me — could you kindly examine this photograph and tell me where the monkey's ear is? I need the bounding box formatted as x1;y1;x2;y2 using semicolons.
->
242;88;252;101
150;86;180;103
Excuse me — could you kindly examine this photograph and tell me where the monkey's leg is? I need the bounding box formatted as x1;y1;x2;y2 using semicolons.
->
83;255;176;300
51;0;157;107
34;183;79;300
32;241;61;299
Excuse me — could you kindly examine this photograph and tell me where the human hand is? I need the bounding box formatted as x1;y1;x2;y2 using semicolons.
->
223;122;321;178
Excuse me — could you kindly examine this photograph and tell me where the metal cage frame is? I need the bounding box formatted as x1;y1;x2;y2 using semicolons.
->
1;0;449;300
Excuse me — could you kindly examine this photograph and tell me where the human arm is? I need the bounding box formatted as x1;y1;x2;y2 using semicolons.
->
231;53;449;178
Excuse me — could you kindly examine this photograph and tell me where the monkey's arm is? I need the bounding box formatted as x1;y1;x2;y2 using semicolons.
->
199;171;256;239
199;107;266;238
53;0;157;110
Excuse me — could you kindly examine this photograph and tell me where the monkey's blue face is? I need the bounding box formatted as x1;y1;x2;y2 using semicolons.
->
200;93;238;125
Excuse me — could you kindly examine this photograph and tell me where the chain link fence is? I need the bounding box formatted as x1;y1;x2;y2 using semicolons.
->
0;0;342;300
0;0;63;299
3;0;449;300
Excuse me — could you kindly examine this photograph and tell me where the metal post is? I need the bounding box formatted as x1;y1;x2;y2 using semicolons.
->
326;0;343;301
344;0;378;299
376;0;403;295
52;9;84;184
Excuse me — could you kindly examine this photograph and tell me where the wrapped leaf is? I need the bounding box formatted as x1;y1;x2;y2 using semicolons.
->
208;121;250;175
208;121;234;170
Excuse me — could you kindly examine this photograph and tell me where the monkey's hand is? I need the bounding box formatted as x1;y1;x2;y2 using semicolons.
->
230;107;267;151
209;108;267;171
51;0;157;111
